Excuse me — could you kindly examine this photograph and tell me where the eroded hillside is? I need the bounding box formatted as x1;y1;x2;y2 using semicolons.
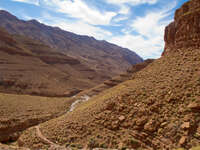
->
0;28;107;97
17;0;200;149
0;10;143;78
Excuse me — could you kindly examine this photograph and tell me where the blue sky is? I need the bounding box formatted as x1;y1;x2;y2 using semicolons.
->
0;0;188;59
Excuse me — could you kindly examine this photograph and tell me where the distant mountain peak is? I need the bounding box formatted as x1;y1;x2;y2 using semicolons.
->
28;19;40;24
0;10;18;20
0;10;143;78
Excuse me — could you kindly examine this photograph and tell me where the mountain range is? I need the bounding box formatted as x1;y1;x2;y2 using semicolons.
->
0;10;143;77
0;10;143;97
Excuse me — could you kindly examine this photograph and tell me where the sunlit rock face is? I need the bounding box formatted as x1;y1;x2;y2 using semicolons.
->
163;0;200;55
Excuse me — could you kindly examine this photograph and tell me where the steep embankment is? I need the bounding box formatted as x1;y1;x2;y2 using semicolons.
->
18;0;200;149
0;10;143;78
0;28;105;97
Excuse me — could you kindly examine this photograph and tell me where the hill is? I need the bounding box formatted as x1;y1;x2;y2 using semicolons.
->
17;0;200;149
0;27;107;97
0;10;143;78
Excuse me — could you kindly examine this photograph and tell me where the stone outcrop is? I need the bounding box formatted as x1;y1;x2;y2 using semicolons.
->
163;0;200;55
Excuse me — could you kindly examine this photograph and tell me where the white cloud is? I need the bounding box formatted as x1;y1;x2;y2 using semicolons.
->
38;12;112;40
109;34;163;59
119;5;130;14
131;1;176;39
132;12;167;39
42;0;116;25
12;0;117;25
53;21;112;40
113;16;129;23
106;0;158;5
109;2;177;59
12;0;39;5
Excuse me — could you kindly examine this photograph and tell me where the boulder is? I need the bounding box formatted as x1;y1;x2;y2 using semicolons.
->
188;101;200;112
181;122;190;129
179;136;187;146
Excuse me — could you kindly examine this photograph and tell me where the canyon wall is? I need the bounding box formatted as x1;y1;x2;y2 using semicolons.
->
163;0;200;55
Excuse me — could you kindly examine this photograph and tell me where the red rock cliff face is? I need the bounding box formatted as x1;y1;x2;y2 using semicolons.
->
163;0;200;55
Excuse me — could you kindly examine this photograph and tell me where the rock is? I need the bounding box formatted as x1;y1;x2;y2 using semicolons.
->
161;122;168;127
111;121;119;130
163;22;176;56
144;120;157;132
197;126;200;134
17;136;25;147
119;116;125;122
183;114;194;122
118;142;123;149
188;101;200;112
158;128;163;134
196;126;200;137
136;117;148;127
162;0;200;55
179;136;187;146
181;122;190;129
106;101;115;110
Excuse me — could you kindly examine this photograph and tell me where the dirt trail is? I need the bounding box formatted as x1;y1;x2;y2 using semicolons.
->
35;126;57;146
35;95;90;149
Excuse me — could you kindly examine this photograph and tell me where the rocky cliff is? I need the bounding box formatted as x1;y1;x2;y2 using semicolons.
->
163;0;200;55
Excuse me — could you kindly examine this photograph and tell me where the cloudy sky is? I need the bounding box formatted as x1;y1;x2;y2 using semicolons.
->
0;0;188;59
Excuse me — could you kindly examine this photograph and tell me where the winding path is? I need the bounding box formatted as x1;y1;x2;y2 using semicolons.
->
35;95;90;149
35;126;61;149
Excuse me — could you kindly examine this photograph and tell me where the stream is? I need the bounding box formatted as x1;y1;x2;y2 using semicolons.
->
35;95;91;149
69;95;90;112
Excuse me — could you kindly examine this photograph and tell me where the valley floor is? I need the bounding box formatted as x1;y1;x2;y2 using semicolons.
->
0;93;75;143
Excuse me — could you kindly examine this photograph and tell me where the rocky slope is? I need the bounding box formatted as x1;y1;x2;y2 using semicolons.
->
0;10;143;78
0;59;151;144
0;27;105;97
17;0;200;149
